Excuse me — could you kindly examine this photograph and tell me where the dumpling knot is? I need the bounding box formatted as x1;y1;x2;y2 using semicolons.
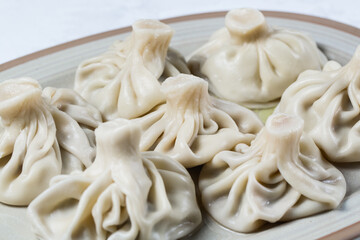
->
0;78;43;123
161;74;211;114
225;8;269;42
265;113;304;145
131;20;174;76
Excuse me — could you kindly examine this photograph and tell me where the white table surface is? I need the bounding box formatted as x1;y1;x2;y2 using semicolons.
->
1;0;359;65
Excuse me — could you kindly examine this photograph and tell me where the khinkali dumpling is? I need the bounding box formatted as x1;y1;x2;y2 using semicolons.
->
0;78;101;206
277;46;360;162
28;119;202;240
188;8;327;108
75;19;188;120
199;113;346;232
135;74;263;168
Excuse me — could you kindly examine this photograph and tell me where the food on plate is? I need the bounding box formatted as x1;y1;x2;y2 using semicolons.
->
75;19;189;121
28;119;202;240
277;46;360;162
0;8;358;238
0;78;101;206
199;113;346;232
134;74;263;168
188;8;327;108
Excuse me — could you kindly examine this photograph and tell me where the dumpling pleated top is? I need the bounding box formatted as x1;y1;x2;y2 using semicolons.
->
199;113;346;232
188;8;326;108
134;73;263;167
75;19;186;120
0;78;102;206
277;45;360;162
28;119;202;240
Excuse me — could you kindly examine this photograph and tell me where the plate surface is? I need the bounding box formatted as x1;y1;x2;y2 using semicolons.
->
1;11;360;240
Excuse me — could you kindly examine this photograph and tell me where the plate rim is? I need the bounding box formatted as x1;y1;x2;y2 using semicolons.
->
0;10;359;72
0;9;359;240
319;220;360;240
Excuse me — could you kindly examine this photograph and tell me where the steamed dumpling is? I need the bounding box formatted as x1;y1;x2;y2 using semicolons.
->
0;78;61;206
0;78;101;206
199;113;346;232
277;46;360;162
188;8;327;108
135;74;263;168
28;119;202;240
75;19;189;120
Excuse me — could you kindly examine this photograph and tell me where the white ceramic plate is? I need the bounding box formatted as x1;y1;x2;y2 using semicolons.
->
1;11;360;240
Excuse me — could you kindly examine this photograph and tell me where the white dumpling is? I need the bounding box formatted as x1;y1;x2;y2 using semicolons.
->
199;113;346;233
188;8;327;108
75;19;187;120
28;119;202;240
0;78;102;206
42;87;103;172
135;74;263;168
0;78;61;206
277;46;360;162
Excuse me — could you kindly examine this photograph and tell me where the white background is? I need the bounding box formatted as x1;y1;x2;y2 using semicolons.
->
1;0;359;64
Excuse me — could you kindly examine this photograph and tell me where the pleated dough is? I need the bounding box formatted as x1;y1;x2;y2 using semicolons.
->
75;19;189;120
0;78;61;206
199;113;346;232
42;87;102;172
188;8;326;108
28;119;202;240
277;46;360;162
135;74;263;168
0;78;101;206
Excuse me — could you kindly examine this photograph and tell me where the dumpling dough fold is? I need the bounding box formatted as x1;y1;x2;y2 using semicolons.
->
0;78;60;206
199;113;346;232
42;87;102;172
75;19;187;120
135;74;263;167
0;78;101;206
188;8;326;108
28;119;202;240
277;46;360;162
